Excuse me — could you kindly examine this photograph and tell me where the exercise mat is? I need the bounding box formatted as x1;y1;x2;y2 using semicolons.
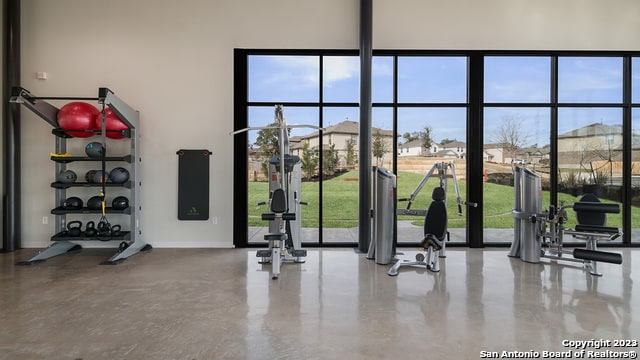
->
177;149;212;220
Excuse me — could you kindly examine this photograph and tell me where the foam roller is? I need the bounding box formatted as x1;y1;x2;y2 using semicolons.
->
573;202;620;213
573;248;623;264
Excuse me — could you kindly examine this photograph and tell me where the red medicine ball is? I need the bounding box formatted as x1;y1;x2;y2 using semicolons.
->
95;108;129;139
57;102;99;138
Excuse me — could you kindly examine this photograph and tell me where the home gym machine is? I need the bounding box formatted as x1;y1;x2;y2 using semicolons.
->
509;166;623;276
231;105;321;279
388;162;476;276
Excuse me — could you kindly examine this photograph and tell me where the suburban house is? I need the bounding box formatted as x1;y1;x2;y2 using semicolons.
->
398;139;426;156
514;146;550;165
293;120;394;167
399;139;467;158
484;143;508;163
433;140;466;158
557;122;624;182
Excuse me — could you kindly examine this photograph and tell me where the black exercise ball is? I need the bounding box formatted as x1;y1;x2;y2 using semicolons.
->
85;142;105;158
92;170;109;184
87;196;102;210
56;169;77;184
63;196;83;210
109;167;129;184
85;170;97;183
112;196;129;210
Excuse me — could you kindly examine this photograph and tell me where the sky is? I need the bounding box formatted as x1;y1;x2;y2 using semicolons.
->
246;55;640;147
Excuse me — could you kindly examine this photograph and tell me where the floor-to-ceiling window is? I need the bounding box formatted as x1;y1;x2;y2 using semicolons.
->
394;56;469;244
631;57;640;244
557;57;624;243
235;50;639;248
483;56;551;243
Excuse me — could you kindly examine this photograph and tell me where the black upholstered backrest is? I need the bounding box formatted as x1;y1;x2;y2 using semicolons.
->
576;193;606;227
424;187;447;240
270;188;288;214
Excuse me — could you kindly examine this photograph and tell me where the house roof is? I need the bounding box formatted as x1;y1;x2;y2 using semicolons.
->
484;142;510;150
398;139;423;149
558;123;622;139
434;149;458;157
440;140;466;148
516;147;550;156
289;135;303;143
300;120;393;139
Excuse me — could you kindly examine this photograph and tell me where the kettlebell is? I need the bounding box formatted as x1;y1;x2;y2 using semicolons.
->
111;224;122;237
84;221;97;237
67;220;83;237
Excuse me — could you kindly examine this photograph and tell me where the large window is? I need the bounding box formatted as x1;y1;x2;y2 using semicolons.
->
631;57;640;244
557;57;624;244
236;50;640;247
483;57;551;243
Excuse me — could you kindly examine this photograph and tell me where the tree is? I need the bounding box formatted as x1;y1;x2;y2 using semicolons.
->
323;143;339;175
344;139;357;167
372;130;390;167
420;126;433;154
402;132;419;142
401;127;433;156
493;113;529;163
254;122;290;177
300;142;318;180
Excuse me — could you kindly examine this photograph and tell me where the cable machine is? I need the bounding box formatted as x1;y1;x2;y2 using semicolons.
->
231;105;321;279
389;162;476;275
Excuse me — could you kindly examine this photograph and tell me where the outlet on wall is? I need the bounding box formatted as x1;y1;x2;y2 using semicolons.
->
42;216;48;225
212;217;218;225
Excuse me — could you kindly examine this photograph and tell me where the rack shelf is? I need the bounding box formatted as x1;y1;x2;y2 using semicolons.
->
51;206;131;215
50;181;132;189
51;155;132;163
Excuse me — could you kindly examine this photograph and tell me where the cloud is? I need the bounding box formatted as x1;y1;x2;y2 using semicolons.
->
323;56;360;86
265;56;320;88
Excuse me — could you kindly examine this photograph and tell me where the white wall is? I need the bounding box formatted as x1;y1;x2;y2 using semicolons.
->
19;0;358;248
18;0;640;249
375;0;640;50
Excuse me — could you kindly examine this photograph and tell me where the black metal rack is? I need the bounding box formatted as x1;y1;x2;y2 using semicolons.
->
10;87;151;265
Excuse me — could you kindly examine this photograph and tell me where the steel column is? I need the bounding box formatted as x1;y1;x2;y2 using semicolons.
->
358;0;373;252
2;0;20;252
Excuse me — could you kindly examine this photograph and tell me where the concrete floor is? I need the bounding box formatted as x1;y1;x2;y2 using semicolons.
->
1;247;638;359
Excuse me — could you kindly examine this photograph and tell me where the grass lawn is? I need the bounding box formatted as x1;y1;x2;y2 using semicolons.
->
248;170;631;228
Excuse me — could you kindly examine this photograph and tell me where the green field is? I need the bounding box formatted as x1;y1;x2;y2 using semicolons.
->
248;170;631;228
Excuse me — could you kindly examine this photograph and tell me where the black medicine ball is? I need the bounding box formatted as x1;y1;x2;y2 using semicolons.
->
92;170;109;184
85;142;105;158
87;196;102;210
112;196;129;210
63;196;83;210
85;170;97;183
56;169;77;184
109;167;130;184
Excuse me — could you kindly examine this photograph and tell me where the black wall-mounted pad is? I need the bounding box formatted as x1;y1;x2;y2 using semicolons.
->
177;149;211;220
